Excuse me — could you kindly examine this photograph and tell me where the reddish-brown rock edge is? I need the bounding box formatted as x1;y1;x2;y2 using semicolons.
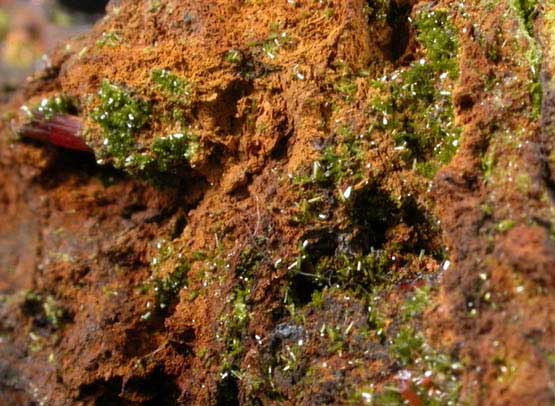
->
0;0;554;405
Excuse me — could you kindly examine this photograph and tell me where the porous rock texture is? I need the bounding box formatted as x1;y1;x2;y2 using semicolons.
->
1;0;555;405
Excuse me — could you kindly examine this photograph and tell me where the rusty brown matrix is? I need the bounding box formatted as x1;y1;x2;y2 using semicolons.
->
1;0;554;405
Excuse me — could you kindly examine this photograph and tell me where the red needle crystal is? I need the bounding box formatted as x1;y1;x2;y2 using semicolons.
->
18;113;92;152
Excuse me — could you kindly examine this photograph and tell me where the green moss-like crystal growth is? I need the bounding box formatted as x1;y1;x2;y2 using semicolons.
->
415;8;459;76
91;79;150;166
33;95;78;120
151;133;199;172
151;69;192;103
144;241;190;312
224;49;243;65
153;261;189;310
370;7;461;178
